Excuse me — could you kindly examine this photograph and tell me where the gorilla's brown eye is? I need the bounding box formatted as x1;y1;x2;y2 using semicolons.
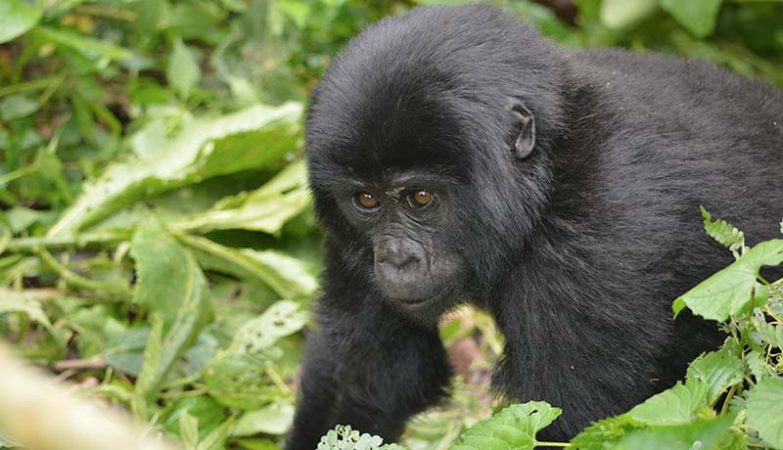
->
355;192;379;209
405;190;433;208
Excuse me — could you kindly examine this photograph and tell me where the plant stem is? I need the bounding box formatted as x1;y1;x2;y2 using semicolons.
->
535;442;570;448
4;229;131;252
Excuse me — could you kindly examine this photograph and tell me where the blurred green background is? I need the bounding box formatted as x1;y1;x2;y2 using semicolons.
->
1;0;782;449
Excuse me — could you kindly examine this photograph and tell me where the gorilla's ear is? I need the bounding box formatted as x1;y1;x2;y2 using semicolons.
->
511;102;536;160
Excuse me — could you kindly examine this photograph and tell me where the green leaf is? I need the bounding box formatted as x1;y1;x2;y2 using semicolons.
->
570;415;643;449
130;221;212;403
30;27;133;61
606;414;734;450
700;206;745;253
0;287;56;335
179;160;310;235
0;0;42;44
181;234;317;301
451;402;561;450
234;403;294;436
202;353;280;410
627;382;708;426
659;0;723;38
167;38;201;100
0;95;38;121
685;349;743;404
599;0;657;29
230;300;308;354
47;102;303;236
746;377;783;449
673;240;783;321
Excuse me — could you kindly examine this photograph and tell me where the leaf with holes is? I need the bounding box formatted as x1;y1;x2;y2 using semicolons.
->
230;300;309;354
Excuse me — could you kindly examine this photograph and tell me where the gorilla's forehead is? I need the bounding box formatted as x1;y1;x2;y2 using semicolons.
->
307;86;478;182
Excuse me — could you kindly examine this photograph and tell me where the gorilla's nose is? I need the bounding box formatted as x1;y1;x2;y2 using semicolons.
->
376;239;422;272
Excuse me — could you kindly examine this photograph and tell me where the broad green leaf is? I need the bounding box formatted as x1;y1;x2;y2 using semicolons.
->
230;300;308;354
234;403;294;436
0;0;42;43
0;287;56;335
607;414;734;450
627;382;708;426
659;0;723;38
673;240;783;321
451;402;561;450
167;38;201;99
746;377;783;448
700;206;744;253
131;221;212;403
178;410;199;448
599;0;657;29
685;349;743;404
179;160;310;235
570;415;643;449
181;234;317;301
196;417;236;450
30;27;133;61
47;102;303;236
202;353;281;410
0;95;38;121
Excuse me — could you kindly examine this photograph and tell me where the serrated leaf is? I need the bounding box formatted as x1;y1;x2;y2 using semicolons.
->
685;349;743;404
570;415;643;449
167;38;201;99
659;0;723;38
606;414;734;450
131;221;212;403
181;234;317;301
230;300;308;354
47;102;302;236
0;0;42;44
451;402;561;450
627;382;708;426
599;0;657;29
746;377;783;449
179;160;310;235
673;240;783;321
700;206;745;253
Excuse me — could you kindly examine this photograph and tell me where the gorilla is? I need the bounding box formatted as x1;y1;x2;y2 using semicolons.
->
287;5;783;448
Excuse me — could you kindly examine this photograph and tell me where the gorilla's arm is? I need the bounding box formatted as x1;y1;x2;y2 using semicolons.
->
286;254;452;450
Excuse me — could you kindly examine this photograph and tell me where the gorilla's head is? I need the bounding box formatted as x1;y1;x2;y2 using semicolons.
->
306;5;566;319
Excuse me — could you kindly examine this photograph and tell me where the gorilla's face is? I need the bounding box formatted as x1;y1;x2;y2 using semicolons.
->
332;170;469;311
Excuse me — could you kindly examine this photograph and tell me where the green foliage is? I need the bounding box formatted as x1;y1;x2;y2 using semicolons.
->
451;402;561;450
1;0;782;449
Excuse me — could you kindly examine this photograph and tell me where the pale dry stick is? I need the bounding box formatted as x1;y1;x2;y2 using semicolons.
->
0;344;179;450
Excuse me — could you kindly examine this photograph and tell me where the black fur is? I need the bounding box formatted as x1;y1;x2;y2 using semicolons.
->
287;5;783;448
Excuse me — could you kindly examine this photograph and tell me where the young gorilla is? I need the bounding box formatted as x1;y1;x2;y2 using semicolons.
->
287;5;783;448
